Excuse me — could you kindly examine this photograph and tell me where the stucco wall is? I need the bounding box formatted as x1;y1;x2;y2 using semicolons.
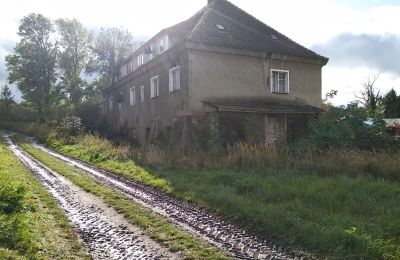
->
188;48;323;113
105;47;189;145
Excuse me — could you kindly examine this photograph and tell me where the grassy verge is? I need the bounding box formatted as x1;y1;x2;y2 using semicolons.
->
18;139;229;260
0;139;88;259
45;138;400;259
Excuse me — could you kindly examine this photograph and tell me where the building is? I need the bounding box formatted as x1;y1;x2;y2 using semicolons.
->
100;0;329;148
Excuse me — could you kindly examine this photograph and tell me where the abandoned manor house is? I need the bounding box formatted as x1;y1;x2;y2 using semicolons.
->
99;0;329;148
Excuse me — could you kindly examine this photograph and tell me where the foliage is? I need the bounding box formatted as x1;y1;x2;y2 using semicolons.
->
307;104;396;150
20;140;229;260
0;85;15;121
61;116;85;136
75;102;107;132
6;14;59;122
30;132;400;259
88;27;135;89
355;73;382;113
0;140;88;258
0;85;14;102
56;18;93;106
383;88;400;118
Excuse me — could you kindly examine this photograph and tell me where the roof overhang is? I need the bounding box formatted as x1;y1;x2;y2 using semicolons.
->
203;97;324;114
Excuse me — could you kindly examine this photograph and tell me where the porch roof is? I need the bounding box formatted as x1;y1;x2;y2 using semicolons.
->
203;98;324;114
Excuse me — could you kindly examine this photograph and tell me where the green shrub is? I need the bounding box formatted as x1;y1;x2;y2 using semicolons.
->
0;176;26;214
308;104;398;150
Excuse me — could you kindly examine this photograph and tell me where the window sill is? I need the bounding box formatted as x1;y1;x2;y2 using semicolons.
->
271;92;289;94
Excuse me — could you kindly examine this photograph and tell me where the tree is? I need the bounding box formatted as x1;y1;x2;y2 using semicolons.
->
355;73;381;113
382;88;400;118
6;13;59;122
88;27;134;89
0;85;15;121
56;18;92;106
0;85;14;102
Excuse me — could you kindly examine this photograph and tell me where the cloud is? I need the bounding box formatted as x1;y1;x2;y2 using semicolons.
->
312;33;400;76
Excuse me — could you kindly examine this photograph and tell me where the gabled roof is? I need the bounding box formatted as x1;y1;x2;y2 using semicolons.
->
164;0;328;62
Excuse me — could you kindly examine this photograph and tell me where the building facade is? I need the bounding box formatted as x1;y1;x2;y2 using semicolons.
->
100;0;329;147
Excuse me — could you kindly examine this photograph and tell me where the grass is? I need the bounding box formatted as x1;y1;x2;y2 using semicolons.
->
43;136;400;259
18;138;229;260
0;138;88;259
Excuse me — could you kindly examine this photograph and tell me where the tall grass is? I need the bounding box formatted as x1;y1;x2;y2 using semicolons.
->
46;132;400;182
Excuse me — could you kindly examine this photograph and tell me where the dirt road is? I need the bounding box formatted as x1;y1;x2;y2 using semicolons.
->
25;136;311;260
4;134;178;260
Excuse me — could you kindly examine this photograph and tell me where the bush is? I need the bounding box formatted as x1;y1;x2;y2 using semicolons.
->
308;104;398;150
0;176;26;214
0;174;34;255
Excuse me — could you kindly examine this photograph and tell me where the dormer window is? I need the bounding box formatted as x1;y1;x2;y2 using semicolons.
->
159;35;169;53
271;70;289;94
216;24;225;30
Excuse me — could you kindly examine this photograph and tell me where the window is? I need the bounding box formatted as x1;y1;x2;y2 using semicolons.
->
130;87;136;106
169;66;180;92
140;86;145;102
137;53;144;67
150;76;159;98
271;70;289;94
159;35;169;53
109;97;113;111
127;61;131;73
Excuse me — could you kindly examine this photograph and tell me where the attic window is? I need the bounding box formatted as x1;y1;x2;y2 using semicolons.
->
270;34;278;40
216;24;225;30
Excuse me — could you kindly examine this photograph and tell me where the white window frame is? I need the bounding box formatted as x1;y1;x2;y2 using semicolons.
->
140;86;145;102
130;87;136;106
270;69;289;94
159;35;169;53
169;66;181;93
137;53;144;67
150;75;160;98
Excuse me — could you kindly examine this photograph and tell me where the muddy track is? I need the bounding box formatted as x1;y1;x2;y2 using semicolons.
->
4;135;178;260
27;137;314;260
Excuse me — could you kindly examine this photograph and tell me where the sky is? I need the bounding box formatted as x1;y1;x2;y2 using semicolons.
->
1;0;400;105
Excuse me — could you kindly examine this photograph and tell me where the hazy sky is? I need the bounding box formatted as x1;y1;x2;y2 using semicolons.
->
1;0;400;105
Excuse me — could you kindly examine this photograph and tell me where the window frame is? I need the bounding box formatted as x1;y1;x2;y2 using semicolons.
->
150;75;160;98
109;97;113;112
270;69;289;94
140;85;145;102
130;87;136;106
159;35;169;53
169;66;181;93
137;53;144;67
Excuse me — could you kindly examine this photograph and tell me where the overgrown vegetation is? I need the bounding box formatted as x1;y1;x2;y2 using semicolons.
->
0;139;88;259
6;104;400;259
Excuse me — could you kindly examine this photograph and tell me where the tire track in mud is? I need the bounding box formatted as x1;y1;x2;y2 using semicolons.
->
3;135;178;260
27;137;314;260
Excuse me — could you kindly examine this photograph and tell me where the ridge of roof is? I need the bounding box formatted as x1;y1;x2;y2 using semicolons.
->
121;0;328;67
213;0;326;60
185;0;327;62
